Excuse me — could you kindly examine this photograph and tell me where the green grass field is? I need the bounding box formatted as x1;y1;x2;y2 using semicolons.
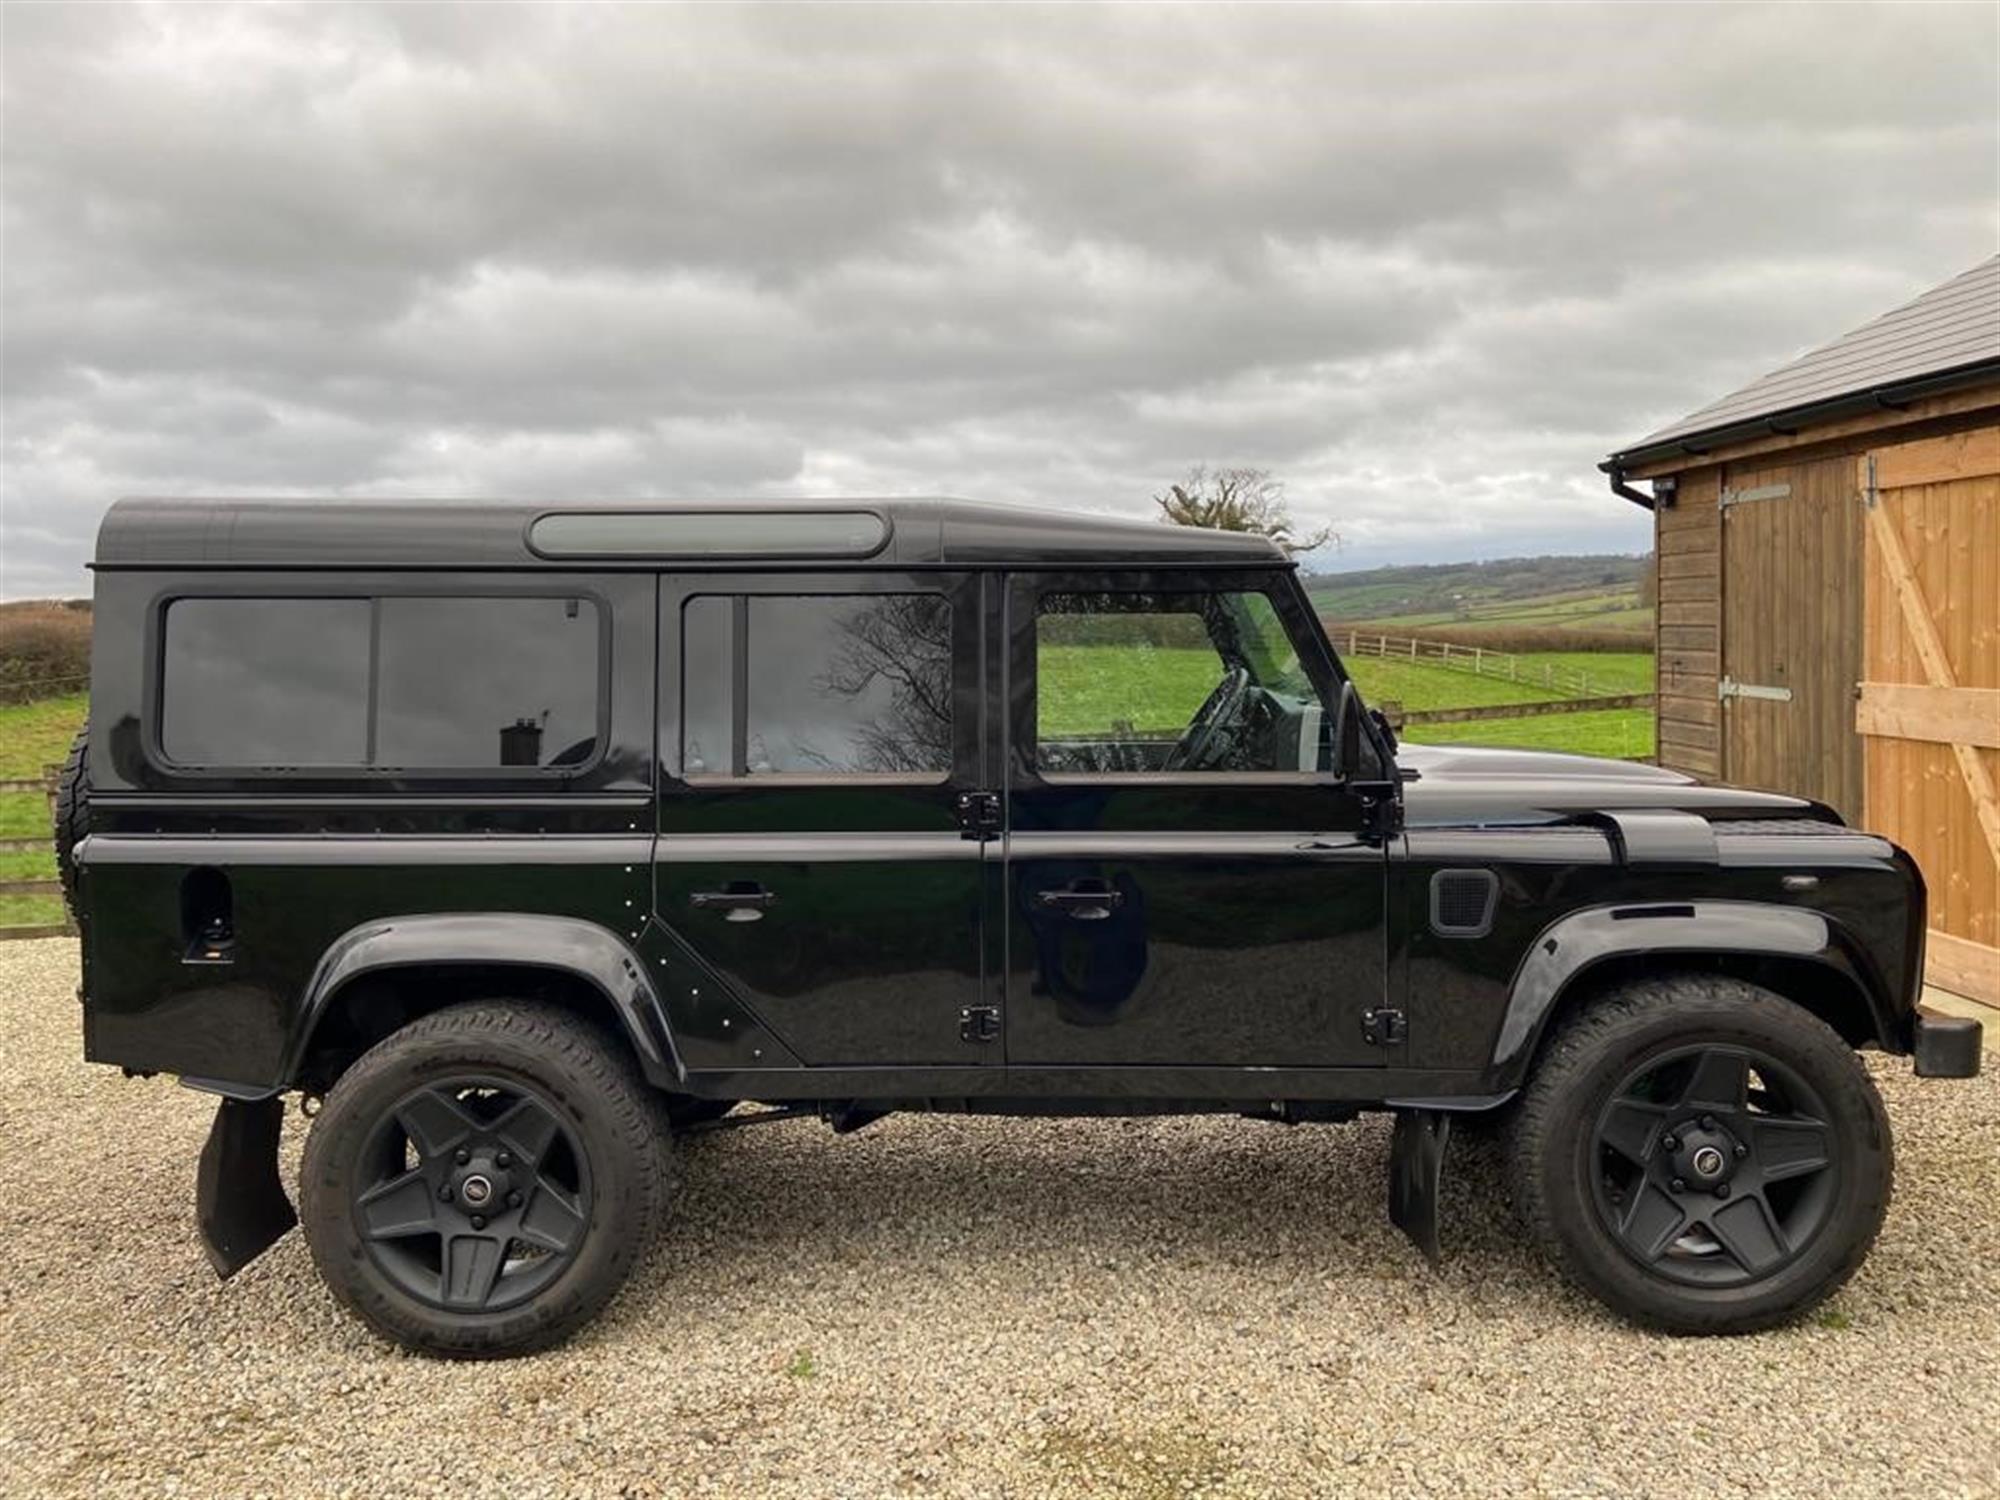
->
1403;707;1655;760
1040;646;1656;759
1343;657;1559;711
0;692;86;776
0;692;84;929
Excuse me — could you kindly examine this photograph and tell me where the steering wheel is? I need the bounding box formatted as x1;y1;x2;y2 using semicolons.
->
1164;666;1252;772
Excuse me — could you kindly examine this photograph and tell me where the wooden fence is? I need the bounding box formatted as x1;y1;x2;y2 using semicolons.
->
0;765;71;940
1336;629;1609;698
1385;692;1657;728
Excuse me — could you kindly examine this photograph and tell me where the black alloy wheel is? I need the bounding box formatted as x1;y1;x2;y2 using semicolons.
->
1589;1043;1837;1287
353;1077;594;1313
301;1001;671;1358
1507;975;1891;1334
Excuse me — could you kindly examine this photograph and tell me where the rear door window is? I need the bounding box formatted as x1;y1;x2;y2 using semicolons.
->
679;593;952;779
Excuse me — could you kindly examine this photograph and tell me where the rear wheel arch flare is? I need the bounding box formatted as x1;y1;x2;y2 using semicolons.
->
295;957;674;1096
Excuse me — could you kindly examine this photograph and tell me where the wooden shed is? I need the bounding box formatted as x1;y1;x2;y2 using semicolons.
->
1602;256;2000;1005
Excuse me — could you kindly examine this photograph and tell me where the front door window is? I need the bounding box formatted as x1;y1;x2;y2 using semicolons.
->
1034;589;1331;776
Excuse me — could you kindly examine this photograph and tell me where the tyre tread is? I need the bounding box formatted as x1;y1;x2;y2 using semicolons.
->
1505;972;1891;1334
301;1000;673;1358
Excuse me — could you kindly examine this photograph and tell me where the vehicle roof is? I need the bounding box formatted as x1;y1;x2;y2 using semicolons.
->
93;496;1287;571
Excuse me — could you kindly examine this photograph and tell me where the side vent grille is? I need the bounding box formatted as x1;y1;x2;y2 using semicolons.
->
1430;869;1498;939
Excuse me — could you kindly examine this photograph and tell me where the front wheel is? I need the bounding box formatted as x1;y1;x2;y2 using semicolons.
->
300;1002;671;1357
1507;975;1891;1334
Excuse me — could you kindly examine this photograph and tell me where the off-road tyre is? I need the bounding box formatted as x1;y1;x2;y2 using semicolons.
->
301;1001;673;1358
52;718;89;930
1506;974;1891;1334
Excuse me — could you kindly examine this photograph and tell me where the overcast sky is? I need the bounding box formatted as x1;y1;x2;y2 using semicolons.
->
3;3;1995;598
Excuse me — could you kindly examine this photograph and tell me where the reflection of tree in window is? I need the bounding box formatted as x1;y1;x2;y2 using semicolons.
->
795;595;952;773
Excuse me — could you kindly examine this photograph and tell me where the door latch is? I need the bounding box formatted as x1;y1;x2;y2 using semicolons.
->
959;1005;1001;1044
955;791;1002;841
1362;1008;1407;1046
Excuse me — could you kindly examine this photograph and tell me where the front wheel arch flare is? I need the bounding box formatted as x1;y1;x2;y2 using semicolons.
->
1493;902;1897;1089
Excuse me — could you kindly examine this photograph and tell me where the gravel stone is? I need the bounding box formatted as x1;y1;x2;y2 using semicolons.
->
2;937;1995;1498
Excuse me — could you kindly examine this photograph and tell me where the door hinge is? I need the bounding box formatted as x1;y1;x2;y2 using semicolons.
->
955;790;1002;841
1362;1008;1407;1046
1718;675;1793;704
959;1005;1001;1044
1717;481;1790;513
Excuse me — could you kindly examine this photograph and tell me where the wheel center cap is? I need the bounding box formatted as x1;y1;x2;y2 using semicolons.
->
459;1173;494;1207
1689;1145;1726;1180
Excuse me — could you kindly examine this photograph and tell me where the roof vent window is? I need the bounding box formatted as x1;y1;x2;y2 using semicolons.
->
529;510;888;560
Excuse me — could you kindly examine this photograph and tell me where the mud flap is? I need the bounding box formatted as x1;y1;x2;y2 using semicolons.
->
1388;1108;1451;1264
196;1097;298;1278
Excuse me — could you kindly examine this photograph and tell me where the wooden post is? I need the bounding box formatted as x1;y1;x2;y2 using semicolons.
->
1474;647;1483;676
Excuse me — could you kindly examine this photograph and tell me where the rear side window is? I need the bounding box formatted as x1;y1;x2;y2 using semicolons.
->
161;599;371;766
159;595;602;771
680;593;952;779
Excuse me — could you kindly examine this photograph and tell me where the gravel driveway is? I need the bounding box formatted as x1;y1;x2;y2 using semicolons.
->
3;937;1995;1499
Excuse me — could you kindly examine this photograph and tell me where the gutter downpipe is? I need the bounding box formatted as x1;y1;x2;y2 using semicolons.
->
1606;463;1656;510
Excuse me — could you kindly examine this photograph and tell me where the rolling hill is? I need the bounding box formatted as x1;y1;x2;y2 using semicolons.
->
1304;554;1651;633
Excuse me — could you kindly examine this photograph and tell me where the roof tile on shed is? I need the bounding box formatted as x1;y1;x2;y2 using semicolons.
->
1617;254;2000;455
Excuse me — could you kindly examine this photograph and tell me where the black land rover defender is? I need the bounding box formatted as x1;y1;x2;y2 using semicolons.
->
65;497;1980;1357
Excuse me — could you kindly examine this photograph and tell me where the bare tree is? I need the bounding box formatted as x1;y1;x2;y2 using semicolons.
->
798;594;954;773
1154;466;1334;556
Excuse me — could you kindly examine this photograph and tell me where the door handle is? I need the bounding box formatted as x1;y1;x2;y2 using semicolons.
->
1035;882;1124;921
690;885;777;923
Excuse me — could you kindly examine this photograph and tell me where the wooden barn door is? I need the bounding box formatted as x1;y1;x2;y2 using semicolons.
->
1717;455;1864;816
1857;429;2000;1005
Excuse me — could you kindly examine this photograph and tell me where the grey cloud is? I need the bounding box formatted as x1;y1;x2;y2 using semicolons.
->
3;1;1995;598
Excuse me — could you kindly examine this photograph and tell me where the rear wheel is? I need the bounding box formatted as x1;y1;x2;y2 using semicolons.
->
1507;975;1891;1333
52;718;89;931
300;1002;671;1358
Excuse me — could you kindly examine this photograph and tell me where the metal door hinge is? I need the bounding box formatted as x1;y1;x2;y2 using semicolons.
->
1718;676;1793;704
1362;1008;1407;1046
955;790;1002;841
959;1005;1001;1044
1718;482;1790;513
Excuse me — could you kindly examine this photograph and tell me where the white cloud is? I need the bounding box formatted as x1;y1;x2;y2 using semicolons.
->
2;1;1994;597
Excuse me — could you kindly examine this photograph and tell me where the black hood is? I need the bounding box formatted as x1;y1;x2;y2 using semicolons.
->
1394;741;1824;829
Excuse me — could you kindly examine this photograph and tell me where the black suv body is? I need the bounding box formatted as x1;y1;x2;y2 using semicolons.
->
68;497;1980;1355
